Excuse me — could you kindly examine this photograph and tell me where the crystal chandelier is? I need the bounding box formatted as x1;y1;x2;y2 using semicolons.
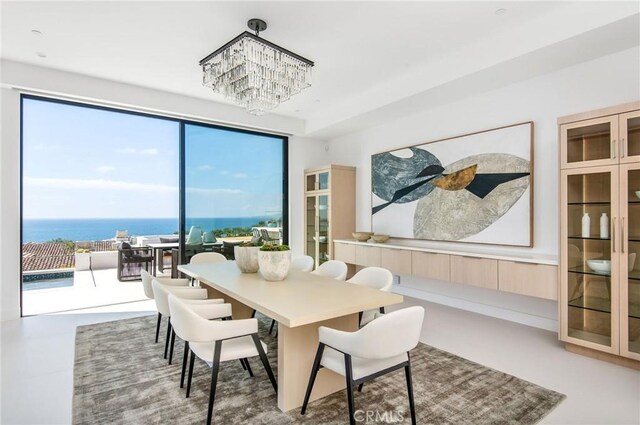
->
199;19;314;116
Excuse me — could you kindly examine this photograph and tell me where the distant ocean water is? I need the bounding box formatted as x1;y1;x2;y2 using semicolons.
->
22;217;274;243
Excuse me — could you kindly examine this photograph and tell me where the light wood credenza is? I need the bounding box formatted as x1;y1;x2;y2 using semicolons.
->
334;239;558;301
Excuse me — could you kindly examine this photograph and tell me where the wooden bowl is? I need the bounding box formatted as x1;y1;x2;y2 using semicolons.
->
371;234;390;243
352;232;373;242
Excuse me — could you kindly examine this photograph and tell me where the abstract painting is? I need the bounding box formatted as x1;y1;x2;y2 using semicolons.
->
371;122;533;247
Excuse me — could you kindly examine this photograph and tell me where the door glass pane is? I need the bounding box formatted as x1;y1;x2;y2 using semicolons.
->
184;124;285;262
626;117;640;158
306;196;317;261
318;195;329;264
566;172;612;347
318;172;329;191
627;169;640;354
306;174;316;192
566;122;611;164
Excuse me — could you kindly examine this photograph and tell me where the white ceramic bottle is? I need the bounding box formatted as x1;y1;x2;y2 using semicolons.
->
582;213;590;238
600;213;609;239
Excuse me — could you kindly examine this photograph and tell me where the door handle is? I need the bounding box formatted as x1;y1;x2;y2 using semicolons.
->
621;138;626;158
612;139;617;159
622;217;625;253
613;217;616;253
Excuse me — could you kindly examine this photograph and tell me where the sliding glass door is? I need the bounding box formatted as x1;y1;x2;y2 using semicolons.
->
182;123;287;262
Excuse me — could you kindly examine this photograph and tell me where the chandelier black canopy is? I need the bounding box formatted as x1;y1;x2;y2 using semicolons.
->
199;19;314;115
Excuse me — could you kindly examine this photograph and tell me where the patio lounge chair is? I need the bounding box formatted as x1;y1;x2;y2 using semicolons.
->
115;229;130;242
117;242;152;281
184;226;204;262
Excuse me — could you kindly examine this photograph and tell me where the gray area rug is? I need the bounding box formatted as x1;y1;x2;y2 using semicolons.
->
73;315;565;424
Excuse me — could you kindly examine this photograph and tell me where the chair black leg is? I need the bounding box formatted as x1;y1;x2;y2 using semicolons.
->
164;318;172;359
251;309;256;318
251;334;277;392
301;343;325;415
405;356;417;425
379;306;385;314
155;312;162;343
180;341;189;388
358;311;363;326
243;358;253;377
168;327;176;364
269;319;276;335
357;383;363;392
239;359;247;370
345;354;356;425
186;350;195;398
206;341;222;425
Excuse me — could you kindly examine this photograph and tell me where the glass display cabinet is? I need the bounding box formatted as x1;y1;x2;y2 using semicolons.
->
559;102;640;365
304;165;356;268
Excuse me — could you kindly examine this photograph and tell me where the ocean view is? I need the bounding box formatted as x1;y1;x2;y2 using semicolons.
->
23;217;274;243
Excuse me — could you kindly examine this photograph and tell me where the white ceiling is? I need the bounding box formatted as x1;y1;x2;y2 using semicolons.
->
1;1;639;138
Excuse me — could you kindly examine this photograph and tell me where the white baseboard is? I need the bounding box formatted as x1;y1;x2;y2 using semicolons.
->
392;284;559;332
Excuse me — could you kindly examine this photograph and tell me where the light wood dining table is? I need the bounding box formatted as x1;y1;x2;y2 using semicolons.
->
177;261;403;412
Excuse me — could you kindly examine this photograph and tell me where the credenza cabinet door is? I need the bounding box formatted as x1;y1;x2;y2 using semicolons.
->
334;242;356;264
498;261;558;300
411;252;450;281
380;248;411;276
355;245;381;267
450;256;498;290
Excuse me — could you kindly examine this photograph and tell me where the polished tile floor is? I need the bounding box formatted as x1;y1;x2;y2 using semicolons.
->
1;297;639;424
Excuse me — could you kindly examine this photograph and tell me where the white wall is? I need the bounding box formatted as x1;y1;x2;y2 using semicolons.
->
0;61;328;321
327;47;640;329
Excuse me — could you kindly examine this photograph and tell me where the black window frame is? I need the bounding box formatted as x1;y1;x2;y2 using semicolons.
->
19;94;289;316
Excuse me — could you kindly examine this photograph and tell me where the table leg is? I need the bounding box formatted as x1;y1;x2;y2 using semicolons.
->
152;248;157;277
277;313;358;412
158;249;165;275
202;286;254;319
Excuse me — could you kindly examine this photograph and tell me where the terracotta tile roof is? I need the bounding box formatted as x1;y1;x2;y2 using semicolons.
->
22;241;116;272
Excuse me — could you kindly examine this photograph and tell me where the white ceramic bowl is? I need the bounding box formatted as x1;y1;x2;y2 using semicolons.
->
586;259;611;274
352;232;373;242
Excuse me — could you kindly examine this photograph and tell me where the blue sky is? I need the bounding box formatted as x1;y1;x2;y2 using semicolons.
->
23;98;284;219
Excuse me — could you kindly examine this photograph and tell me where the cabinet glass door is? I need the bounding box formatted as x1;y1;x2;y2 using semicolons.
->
621;164;640;359
562;167;619;353
305;171;330;192
318;195;329;264
306;196;317;262
561;117;618;169
621;111;640;163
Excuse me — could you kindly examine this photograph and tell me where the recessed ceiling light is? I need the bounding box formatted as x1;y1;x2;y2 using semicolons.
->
31;29;43;36
495;8;507;15
35;52;47;58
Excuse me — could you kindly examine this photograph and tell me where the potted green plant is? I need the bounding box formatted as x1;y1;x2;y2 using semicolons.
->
258;244;291;281
235;241;262;273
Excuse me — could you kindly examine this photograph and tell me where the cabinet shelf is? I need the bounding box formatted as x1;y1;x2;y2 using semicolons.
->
567;202;611;206
569;296;640;319
568;236;611;241
568;264;611;278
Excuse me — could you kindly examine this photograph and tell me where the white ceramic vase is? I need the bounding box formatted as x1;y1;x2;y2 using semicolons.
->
234;246;260;273
258;250;292;281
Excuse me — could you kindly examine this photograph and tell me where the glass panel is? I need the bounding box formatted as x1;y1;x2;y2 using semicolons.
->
627;169;640;354
318;195;329;264
306;173;316;192
306;196;317;262
566;122;611;164
566;172;612;347
626;117;640;158
318;172;329;191
184;124;284;262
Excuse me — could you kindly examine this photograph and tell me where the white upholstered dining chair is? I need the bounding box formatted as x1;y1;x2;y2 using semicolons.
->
301;306;424;425
168;294;277;425
151;279;224;365
347;267;394;326
190;252;227;264
141;269;190;343
291;255;315;272
311;260;348;280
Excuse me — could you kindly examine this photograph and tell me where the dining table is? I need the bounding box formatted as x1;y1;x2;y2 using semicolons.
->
177;260;404;412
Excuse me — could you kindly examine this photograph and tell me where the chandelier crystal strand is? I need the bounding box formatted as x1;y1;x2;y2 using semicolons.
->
200;23;313;115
